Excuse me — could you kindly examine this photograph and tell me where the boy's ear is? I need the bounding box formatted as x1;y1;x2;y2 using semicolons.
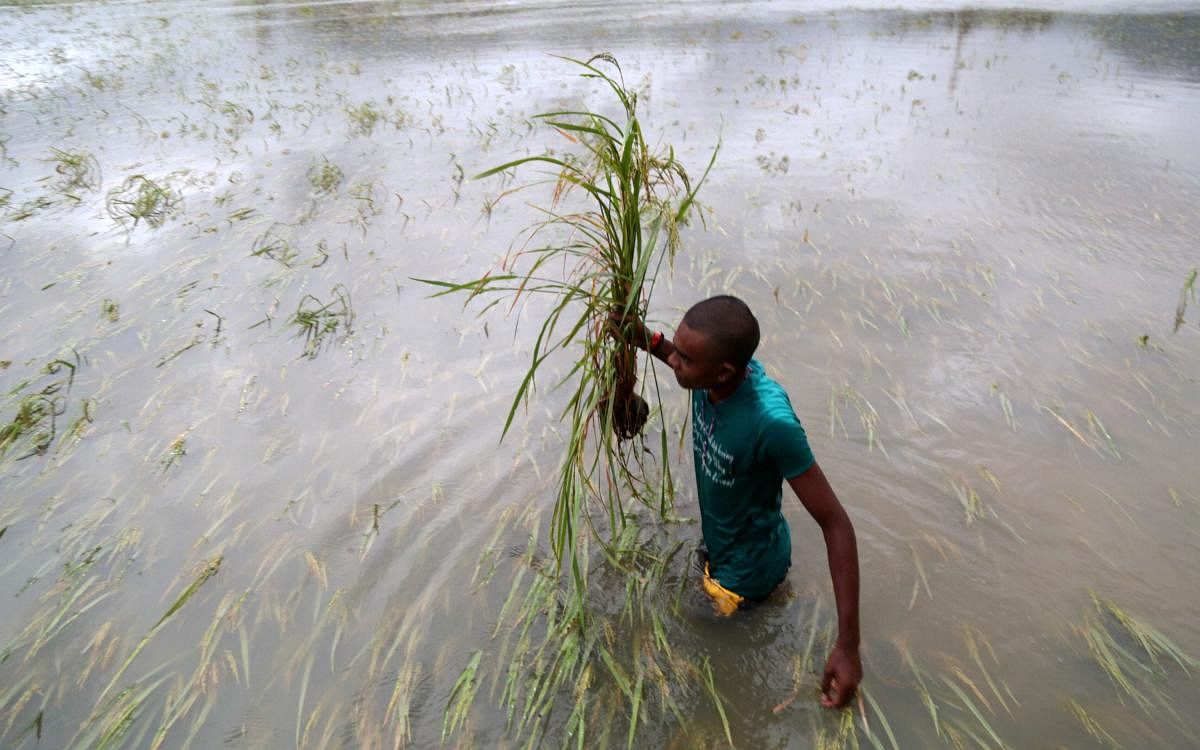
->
717;361;738;382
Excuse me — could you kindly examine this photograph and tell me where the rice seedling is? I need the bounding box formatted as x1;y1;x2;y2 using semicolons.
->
219;100;254;140
775;596;828;714
1174;268;1196;332
348;180;382;234
290;285;354;359
345;101;384;136
1088;591;1198;676
105;174;181;230
908;545;932;610
859;688;901;750
442;650;484;741
0;354;80;461
5;195;54;222
0;392;63;460
307;156;342;195
828;384;884;454
101;298;120;321
67;555;221;748
250;224;299;267
46;147;101;198
1064;698;1123;750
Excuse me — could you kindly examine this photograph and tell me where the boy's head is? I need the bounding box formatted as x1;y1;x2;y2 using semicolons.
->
668;295;760;390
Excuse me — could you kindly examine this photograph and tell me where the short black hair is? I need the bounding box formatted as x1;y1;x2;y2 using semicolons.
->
681;295;760;368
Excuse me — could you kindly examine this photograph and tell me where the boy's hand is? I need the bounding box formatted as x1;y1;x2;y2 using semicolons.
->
607;309;651;350
820;643;862;708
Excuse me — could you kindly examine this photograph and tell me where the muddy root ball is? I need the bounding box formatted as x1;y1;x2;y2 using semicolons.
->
613;393;649;440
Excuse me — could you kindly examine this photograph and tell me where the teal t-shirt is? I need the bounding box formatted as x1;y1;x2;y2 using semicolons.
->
691;359;815;599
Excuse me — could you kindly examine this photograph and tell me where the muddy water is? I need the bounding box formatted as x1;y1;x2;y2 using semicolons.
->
2;1;1199;748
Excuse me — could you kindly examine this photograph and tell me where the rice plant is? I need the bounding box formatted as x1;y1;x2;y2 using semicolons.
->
46;147;101;198
306;156;342;195
290;285;354;359
250;224;299;267
1071;590;1197;736
417;52;715;566
0;354;79;461
105;174;181;230
0;392;63;460
418;53;717;746
1175;268;1197;332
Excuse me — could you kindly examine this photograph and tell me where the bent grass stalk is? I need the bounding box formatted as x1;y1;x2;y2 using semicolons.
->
1174;268;1196;332
88;555;222;723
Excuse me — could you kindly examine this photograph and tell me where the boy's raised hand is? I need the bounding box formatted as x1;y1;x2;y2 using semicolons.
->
607;309;651;350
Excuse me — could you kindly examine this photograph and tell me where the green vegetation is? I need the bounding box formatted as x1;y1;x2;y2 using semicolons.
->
420;53;715;565
0;354;80;461
0;392;62;459
250;224;299;267
1175;268;1197;332
306;156;343;195
418;54;717;745
1079;591;1198;711
290;285;354;359
345;101;383;136
105;175;181;230
47;147;101;198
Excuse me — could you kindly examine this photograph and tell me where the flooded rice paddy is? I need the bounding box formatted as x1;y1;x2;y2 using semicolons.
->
2;1;1200;747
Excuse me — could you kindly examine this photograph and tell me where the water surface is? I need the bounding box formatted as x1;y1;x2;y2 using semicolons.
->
2;1;1199;747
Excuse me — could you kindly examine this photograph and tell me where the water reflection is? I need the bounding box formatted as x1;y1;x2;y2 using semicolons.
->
1;1;1199;748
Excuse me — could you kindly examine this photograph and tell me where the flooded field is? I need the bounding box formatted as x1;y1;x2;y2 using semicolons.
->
2;1;1199;747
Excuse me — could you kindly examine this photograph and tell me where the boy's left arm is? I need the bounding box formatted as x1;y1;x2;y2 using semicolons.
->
787;462;862;708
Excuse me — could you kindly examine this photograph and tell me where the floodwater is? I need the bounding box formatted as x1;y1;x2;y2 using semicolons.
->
2;0;1199;747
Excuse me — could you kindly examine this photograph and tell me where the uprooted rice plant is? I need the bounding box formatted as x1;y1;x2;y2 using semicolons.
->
419;53;720;744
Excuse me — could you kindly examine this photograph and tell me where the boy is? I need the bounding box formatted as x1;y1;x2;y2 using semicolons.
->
618;295;862;709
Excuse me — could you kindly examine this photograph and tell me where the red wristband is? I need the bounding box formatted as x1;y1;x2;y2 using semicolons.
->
648;330;664;352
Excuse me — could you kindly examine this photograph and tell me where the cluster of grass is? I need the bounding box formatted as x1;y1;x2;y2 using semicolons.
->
0;354;82;462
219;100;254;139
448;513;741;748
105;174;181;230
1175;268;1197;332
894;633;1015;749
291;285;354;359
306;156;342;195
345;101;382;136
46;147;101;199
345;98;409;136
348;180;382;234
250;224;299;267
1075;591;1198;719
419;54;718;745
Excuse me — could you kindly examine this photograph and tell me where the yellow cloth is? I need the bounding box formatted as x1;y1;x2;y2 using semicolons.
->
702;562;744;616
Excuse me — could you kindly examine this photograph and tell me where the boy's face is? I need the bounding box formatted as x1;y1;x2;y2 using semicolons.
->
668;322;738;390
